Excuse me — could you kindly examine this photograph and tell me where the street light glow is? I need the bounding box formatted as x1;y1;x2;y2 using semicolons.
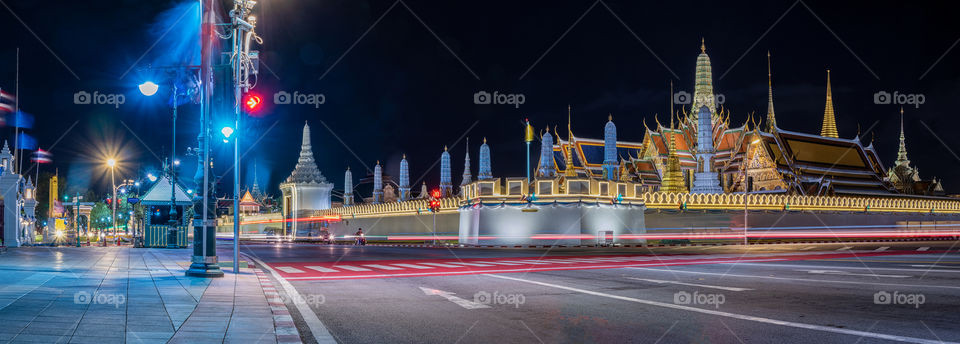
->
138;81;159;96
147;173;157;182
107;158;117;167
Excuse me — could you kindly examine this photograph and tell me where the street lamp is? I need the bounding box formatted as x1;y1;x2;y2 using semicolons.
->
140;79;182;249
138;81;159;97
221;126;234;143
107;158;117;246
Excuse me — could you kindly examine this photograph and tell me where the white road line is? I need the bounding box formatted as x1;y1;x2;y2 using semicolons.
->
801;246;817;250
246;256;337;344
730;263;960;274
447;262;494;267
917;247;930;251
909;265;960;269
304;266;337;273
363;264;403;271
836;246;853;251
625;277;754;291
486;274;953;344
276;266;305;273
472;261;522;266
392;263;434;269
798;270;911;278
627;267;960;290
419;287;490;310
874;246;890;252
500;260;553;265
418;262;462;268
335;265;371;272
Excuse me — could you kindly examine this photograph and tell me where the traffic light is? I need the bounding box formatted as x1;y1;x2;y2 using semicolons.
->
243;92;263;113
429;189;441;212
431;189;441;199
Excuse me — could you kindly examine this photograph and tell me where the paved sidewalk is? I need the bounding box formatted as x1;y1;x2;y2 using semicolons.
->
0;247;303;344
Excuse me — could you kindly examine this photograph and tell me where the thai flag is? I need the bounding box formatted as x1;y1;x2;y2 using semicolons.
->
31;149;52;164
0;89;14;113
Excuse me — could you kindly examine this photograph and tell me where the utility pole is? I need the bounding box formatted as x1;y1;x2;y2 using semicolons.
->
231;0;260;273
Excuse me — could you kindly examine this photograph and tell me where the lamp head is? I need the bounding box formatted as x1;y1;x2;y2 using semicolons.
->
138;81;159;96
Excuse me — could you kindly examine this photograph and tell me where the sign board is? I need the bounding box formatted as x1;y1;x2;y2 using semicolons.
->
127;197;140;204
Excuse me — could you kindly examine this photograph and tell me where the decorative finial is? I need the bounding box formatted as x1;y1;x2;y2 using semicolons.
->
608;113;613;121
402;153;406;159
377;160;380;165
444;145;448;151
700;38;705;53
546;126;550;133
483;137;487;144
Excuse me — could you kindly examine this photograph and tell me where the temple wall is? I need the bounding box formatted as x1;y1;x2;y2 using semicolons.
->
459;202;646;246
325;212;460;240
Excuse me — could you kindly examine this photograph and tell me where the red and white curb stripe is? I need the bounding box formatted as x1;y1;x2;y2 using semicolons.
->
255;268;303;344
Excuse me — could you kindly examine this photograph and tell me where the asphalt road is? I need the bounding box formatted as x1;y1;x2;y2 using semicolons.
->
241;241;960;344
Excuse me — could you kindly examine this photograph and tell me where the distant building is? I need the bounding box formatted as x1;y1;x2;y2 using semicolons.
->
280;122;334;217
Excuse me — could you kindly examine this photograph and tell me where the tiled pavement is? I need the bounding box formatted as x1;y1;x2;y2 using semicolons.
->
0;247;303;344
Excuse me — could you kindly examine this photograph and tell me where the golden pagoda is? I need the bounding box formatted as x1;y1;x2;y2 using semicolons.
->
659;115;688;193
765;51;777;132
820;70;839;138
564;105;577;177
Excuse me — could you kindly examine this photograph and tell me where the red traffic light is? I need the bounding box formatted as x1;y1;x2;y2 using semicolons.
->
243;93;263;112
431;189;441;199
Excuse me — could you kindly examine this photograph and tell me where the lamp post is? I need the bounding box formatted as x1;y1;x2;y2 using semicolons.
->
140;81;182;249
73;194;83;247
107;158;117;246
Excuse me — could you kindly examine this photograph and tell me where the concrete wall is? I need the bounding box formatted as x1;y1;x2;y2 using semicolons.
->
325;212;460;240
459;203;646;246
644;209;960;235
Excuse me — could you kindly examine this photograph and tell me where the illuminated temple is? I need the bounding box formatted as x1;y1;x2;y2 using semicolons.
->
308;40;956;245
547;41;944;197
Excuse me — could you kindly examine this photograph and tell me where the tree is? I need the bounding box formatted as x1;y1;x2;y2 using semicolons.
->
89;202;111;231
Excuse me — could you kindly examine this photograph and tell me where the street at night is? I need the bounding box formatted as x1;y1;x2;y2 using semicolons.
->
2;0;960;343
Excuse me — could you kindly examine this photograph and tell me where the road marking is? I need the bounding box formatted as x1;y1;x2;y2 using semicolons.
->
731;263;960;274
625;277;754;291
917;247;930;251
874;246;890;252
836;246;853;251
305;266;337;273
392;263;434;269
500;260;553;265
418;287;490;310
335;265;371;272
246;256;337;344
908;264;960;269
418;262;462;268
801;246;817;250
363;264;404;271
276;267;305;273
448;262;494;267
628;267;960;290
798;269;911;278
472;261;522;266
486;274;952;344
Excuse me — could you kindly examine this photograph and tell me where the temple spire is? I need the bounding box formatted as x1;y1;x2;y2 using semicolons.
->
602;114;618;180
765;51;777;132
537;127;557;178
399;154;411;201
372;161;383;204
820;70;839;138
440;146;453;197
896;107;910;168
478;137;492;180
461;138;472;188
691;38;716;127
343;167;353;206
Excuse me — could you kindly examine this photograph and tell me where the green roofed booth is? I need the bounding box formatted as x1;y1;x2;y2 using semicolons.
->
140;174;192;247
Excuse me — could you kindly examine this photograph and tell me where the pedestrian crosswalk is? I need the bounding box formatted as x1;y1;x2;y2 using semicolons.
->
266;249;939;281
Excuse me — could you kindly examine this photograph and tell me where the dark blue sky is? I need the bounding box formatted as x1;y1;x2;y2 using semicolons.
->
0;0;958;196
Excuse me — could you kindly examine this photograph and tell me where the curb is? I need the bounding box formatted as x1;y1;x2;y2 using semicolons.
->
254;268;304;344
360;237;957;249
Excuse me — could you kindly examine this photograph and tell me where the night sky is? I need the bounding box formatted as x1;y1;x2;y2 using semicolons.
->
0;0;958;197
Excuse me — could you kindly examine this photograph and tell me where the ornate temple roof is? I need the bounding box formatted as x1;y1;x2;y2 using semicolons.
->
283;122;331;186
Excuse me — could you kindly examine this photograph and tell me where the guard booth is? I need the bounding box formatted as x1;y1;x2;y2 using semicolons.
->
139;174;191;248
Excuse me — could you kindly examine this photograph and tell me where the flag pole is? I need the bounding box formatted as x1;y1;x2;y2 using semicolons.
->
13;47;19;174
